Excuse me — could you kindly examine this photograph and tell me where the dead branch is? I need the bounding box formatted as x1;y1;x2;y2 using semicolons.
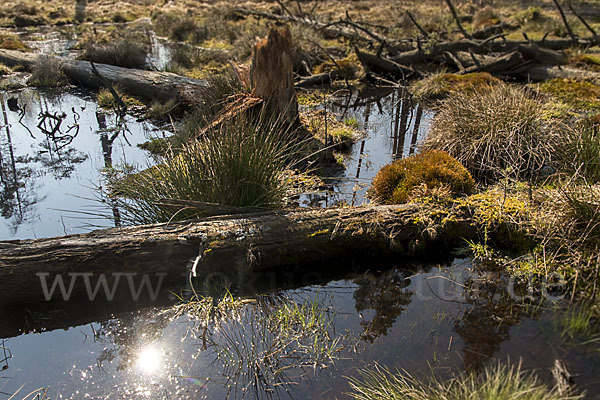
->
444;0;472;39
552;0;577;41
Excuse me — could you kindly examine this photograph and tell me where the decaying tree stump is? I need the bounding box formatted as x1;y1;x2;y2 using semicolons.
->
250;26;299;126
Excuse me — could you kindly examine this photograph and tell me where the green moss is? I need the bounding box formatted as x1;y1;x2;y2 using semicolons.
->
97;87;144;110
571;53;600;70
297;90;330;107
411;72;501;101
308;229;330;238
538;78;600;111
370;150;475;205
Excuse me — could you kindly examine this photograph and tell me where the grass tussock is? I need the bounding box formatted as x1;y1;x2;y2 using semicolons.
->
559;116;600;183
81;40;148;69
108;112;306;224
370;150;475;205
27;56;68;88
424;83;560;182
411;72;501;101
348;362;582;400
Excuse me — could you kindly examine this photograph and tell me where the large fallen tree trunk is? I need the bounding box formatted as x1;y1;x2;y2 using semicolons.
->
0;49;208;102
0;204;475;305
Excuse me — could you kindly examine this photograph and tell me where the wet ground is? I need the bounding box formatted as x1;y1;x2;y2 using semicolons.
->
1;26;599;400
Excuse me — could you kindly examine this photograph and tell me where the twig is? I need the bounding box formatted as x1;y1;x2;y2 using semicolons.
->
308;39;352;90
444;0;472;39
552;0;577;41
405;10;429;39
567;1;597;37
275;0;295;18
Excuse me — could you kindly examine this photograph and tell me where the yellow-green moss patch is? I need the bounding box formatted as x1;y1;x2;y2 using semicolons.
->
411;72;501;101
537;78;600;111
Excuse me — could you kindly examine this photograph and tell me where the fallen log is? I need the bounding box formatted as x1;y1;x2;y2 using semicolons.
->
0;49;208;102
0;204;476;306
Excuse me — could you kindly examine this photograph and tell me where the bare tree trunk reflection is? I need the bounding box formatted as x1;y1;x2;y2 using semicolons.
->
0;93;23;220
97;111;122;228
409;104;423;156
351;102;372;206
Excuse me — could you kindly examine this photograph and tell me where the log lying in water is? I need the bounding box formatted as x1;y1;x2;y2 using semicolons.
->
0;204;475;305
0;48;208;102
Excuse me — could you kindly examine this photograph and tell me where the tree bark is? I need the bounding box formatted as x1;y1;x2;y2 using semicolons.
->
0;49;208;102
250;26;299;125
0;204;476;305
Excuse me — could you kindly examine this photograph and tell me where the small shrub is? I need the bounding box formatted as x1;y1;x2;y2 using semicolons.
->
313;54;362;80
411;72;501;101
370;150;475;204
424;83;560;182
0;33;29;51
28;56;68;87
14;15;45;27
473;6;500;29
111;13;128;23
81;41;148;69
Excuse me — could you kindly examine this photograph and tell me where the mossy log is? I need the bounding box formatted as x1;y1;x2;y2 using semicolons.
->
0;204;475;305
0;48;208;102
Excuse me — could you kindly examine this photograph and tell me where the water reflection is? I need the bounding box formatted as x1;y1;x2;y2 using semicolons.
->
301;86;434;207
0;88;166;240
3;259;598;399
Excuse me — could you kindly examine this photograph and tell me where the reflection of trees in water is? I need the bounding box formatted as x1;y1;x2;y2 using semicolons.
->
353;269;413;342
0;94;39;233
453;273;539;372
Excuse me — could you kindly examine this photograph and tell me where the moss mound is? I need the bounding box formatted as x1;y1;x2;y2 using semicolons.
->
370;150;475;204
411;72;501;101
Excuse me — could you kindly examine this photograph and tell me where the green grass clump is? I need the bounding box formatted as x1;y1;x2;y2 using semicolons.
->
108;112;306;224
348;362;582;400
370;150;475;205
411;72;501;101
554;304;600;347
0;33;29;51
146;98;179;121
537;79;600;112
425;83;559;182
27;56;68;87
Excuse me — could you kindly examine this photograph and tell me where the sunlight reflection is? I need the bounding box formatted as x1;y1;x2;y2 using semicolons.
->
136;346;162;375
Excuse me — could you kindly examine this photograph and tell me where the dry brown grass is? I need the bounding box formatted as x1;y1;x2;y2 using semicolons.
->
424;83;561;183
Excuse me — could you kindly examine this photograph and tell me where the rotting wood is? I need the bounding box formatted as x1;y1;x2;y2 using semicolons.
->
0;204;476;305
250;26;299;125
0;48;208;102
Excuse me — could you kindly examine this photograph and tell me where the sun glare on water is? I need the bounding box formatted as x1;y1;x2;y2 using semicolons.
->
136;346;162;375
